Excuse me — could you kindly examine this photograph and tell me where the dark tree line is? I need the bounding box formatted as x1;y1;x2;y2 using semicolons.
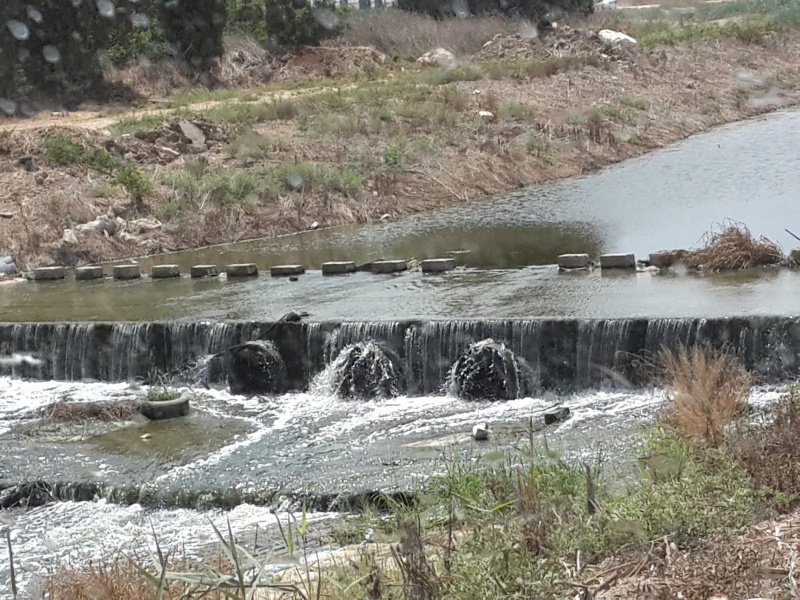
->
397;0;593;22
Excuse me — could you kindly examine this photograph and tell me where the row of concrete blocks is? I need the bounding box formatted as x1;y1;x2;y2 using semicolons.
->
557;253;638;270
31;258;458;282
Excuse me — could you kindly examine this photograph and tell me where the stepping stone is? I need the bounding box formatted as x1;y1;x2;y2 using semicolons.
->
226;263;258;277
649;251;674;268
75;266;104;281
599;253;636;269
421;258;456;273
270;265;305;277
151;264;181;279
557;253;591;270
113;264;141;280
372;260;407;274
190;265;218;278
32;266;65;281
322;261;356;275
472;423;490;441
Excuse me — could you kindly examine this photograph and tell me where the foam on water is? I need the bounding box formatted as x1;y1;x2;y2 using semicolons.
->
0;500;339;596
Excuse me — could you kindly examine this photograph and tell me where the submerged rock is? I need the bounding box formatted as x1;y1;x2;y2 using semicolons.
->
450;339;521;401
227;340;287;395
329;341;400;400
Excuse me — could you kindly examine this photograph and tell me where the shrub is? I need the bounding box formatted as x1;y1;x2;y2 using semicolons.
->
158;0;228;70
682;221;783;271
263;0;341;46
659;346;752;448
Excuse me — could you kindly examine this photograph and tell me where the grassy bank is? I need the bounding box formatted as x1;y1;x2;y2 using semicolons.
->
37;348;800;599
1;1;799;269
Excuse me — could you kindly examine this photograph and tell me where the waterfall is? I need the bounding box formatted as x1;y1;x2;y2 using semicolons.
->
3;317;800;391
312;341;401;399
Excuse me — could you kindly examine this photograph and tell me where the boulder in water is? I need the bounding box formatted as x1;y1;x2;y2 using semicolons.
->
544;406;570;425
227;340;287;395
450;339;521;401
329;341;400;399
472;422;490;441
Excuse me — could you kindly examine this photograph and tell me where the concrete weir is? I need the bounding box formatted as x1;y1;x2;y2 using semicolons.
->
4;317;800;394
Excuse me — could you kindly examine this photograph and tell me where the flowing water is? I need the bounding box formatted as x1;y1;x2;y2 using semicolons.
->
1;109;799;596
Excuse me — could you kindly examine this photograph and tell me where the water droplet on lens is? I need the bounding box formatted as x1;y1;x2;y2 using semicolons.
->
287;173;304;189
313;8;339;30
72;0;83;6
164;0;179;9
0;98;17;116
43;45;60;63
27;6;44;23
451;0;469;17
18;48;30;62
7;20;30;41
96;0;115;18
130;13;149;28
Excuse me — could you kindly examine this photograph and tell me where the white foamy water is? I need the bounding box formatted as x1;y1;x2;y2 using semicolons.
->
0;500;339;597
0;377;789;598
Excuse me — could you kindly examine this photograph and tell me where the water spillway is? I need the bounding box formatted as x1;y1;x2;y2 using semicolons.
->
2;317;800;391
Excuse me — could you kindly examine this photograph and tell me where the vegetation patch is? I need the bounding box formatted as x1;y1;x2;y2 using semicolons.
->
42;397;141;423
682;221;783;271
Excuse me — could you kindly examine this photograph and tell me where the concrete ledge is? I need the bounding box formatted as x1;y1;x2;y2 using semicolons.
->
270;265;305;277
190;264;218;279
421;258;456;273
75;266;104;281
322;261;356;275
599;253;636;269
648;251;673;268
372;260;408;274
226;263;258;277
113;264;141;280
151;264;181;279
557;254;591;270
33;266;65;281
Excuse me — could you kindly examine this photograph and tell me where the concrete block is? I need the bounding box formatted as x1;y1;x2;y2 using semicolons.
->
33;266;65;281
322;261;356;275
113;264;141;280
557;253;591;270
421;258;456;273
599;253;636;269
472;423;490;441
270;264;305;277
226;263;258;277
544;407;571;425
190;264;218;278
75;266;104;281
372;260;407;274
151;264;181;279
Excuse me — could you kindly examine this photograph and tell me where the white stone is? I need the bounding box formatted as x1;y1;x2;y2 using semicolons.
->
322;261;356;275
372;260;407;274
478;110;495;122
416;48;456;68
62;228;79;245
421;258;456;273
309;221;320;230
472;423;490;441
599;253;636;269
557;254;591;270
179;120;206;147
599;29;637;47
151;264;181;279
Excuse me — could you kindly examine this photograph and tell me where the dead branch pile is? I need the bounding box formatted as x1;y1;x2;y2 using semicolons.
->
42;397;141;423
682;221;783;272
